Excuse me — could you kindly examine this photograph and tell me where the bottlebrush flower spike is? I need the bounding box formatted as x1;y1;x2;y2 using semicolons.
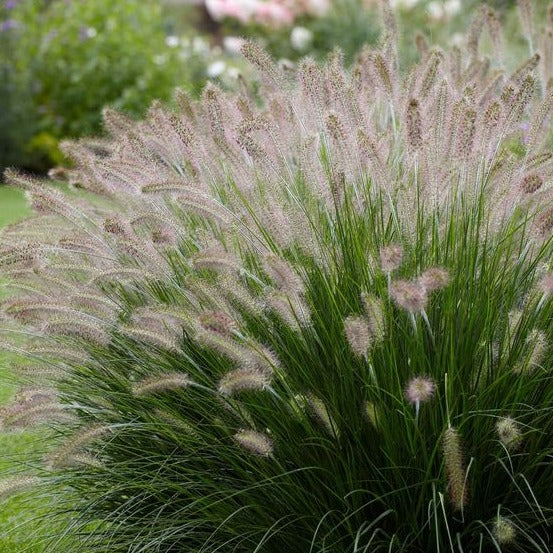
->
263;254;304;295
418;267;450;292
361;293;386;343
48;425;110;469
380;244;403;273
404;376;436;420
538;272;553;295
306;395;338;437
442;427;468;511
197;310;237;337
218;368;270;396
389;280;428;313
131;373;192;396
0;475;41;500
523;328;548;373
344;315;372;356
495;416;523;451
406;98;423;153
234;429;273;457
519;173;543;194
493;515;517;545
404;376;436;405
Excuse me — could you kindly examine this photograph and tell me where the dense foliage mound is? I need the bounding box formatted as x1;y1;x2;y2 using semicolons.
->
1;5;553;552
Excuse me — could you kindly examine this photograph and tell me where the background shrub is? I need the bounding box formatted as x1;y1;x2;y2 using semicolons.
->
0;0;187;173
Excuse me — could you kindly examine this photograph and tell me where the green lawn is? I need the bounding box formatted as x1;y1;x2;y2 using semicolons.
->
0;185;50;552
0;186;30;227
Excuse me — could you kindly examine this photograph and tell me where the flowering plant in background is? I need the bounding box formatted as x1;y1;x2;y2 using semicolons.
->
205;0;329;28
1;3;553;553
200;0;379;64
0;0;191;173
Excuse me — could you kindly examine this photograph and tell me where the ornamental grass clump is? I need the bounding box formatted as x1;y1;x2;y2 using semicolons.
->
1;4;553;552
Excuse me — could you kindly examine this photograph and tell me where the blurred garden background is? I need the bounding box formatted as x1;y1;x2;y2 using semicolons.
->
0;0;548;551
0;0;525;178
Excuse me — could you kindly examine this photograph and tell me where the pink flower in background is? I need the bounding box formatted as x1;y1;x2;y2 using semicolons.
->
205;0;258;24
254;1;294;27
304;0;330;16
205;0;328;27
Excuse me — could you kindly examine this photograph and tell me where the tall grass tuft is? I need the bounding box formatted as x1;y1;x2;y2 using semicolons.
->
1;5;553;552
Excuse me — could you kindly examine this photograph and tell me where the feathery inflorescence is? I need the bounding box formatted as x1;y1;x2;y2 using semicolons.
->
1;5;553;553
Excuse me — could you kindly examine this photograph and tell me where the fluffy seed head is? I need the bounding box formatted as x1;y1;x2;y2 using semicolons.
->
307;395;337;436
361;293;386;343
122;326;180;352
535;206;553;235
418;267;450;292
495;416;523;451
483;101;501;129
525;328;548;373
1;402;75;430
264;255;304;294
520;173;543;194
48;424;110;469
406;98;423;151
198;310;237;337
455;107;477;158
0;475;41;500
442;427;468;511
265;291;311;328
218;368;270;396
234;429;273;457
390;280;428;312
192;246;240;274
538;272;553;295
380;244;403;273
344;315;372;356
132;373;192;396
493;515;516;545
404;376;436;405
372;53;393;96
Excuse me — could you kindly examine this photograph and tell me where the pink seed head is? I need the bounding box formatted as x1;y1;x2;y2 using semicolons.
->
390;280;428;312
539;272;553;295
419;267;450;292
380;244;403;273
404;376;436;405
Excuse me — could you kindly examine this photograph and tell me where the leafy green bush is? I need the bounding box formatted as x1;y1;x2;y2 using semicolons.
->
2;7;553;553
0;0;185;173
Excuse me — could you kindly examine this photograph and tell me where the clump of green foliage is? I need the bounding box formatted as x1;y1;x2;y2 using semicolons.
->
0;0;184;173
1;4;553;552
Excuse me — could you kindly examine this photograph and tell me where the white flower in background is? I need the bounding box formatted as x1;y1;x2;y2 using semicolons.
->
444;0;461;16
427;1;444;20
305;0;330;17
290;26;313;51
449;32;464;46
226;66;241;79
165;35;180;48
192;36;210;54
390;0;419;8
86;26;97;38
223;36;245;55
153;53;168;65
207;60;227;78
